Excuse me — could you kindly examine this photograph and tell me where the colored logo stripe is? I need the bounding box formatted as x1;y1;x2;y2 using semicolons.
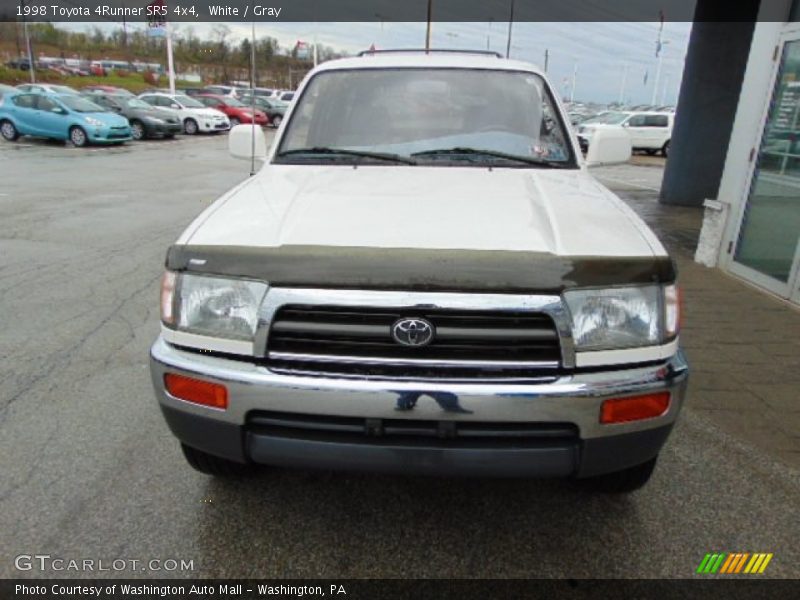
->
698;553;773;574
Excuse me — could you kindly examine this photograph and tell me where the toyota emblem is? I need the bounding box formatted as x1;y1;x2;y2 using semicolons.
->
391;318;435;347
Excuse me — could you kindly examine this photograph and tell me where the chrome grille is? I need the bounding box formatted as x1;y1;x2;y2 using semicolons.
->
265;305;562;381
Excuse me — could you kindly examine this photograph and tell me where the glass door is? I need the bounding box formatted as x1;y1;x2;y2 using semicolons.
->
731;36;800;301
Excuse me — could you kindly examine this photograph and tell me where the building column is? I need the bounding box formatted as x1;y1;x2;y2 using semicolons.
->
659;0;761;206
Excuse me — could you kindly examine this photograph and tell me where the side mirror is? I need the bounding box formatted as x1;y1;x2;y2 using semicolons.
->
170;103;180;109
228;124;268;161
51;107;66;114
622;122;630;128
584;127;632;167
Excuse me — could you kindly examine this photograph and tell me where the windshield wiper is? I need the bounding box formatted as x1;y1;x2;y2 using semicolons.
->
411;147;567;168
276;147;417;165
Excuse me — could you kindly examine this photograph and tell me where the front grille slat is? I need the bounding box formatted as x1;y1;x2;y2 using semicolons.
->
266;305;562;380
248;411;578;447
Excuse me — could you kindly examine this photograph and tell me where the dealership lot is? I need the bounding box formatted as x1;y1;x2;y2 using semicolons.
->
1;135;798;578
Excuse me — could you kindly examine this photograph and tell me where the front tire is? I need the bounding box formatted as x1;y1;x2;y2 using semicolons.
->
130;120;145;141
661;140;670;158
183;118;198;135
579;456;658;494
181;444;252;477
0;119;19;141
69;126;88;147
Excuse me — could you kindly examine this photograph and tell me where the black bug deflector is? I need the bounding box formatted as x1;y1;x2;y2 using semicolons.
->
165;245;676;292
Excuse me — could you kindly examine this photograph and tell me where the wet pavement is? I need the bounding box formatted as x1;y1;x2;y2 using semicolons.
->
1;136;798;579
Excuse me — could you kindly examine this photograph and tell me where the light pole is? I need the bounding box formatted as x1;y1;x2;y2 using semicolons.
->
425;0;433;52
570;62;578;103
651;39;670;106
618;63;628;105
21;0;35;83
505;0;515;58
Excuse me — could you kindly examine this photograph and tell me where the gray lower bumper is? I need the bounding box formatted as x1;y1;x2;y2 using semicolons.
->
151;337;688;478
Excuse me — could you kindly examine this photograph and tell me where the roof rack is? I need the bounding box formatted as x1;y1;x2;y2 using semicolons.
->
357;48;503;58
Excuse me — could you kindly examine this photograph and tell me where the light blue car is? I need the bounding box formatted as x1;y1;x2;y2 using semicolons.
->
0;91;131;146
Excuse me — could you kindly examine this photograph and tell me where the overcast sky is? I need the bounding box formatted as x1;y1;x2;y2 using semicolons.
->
67;20;693;105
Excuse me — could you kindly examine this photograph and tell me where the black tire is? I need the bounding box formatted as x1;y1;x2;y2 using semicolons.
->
229;117;240;127
69;126;88;147
661;140;670;158
271;114;282;128
0;119;19;141
183;118;199;135
579;456;658;494
181;443;252;477
130;120;146;141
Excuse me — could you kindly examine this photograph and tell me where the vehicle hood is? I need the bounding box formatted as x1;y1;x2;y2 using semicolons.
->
81;111;130;127
188;107;227;118
181;166;664;260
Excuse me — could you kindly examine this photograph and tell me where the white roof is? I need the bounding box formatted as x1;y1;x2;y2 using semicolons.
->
315;52;545;75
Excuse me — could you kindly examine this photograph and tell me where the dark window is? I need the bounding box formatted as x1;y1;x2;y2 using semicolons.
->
627;114;646;127
644;115;669;127
36;96;58;111
12;94;36;108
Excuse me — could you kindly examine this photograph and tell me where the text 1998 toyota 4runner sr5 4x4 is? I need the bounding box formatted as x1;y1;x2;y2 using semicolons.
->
150;51;688;493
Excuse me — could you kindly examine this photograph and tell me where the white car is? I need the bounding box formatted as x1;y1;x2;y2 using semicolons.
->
150;51;687;493
138;92;230;135
578;111;674;157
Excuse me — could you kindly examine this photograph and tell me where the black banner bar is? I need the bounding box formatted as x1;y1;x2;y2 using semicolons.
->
3;579;800;600
0;0;793;23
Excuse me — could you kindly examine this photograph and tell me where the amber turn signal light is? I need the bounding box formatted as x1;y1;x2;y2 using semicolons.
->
600;392;670;424
164;373;228;410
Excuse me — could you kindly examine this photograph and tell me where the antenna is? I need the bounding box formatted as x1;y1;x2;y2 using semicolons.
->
250;14;256;177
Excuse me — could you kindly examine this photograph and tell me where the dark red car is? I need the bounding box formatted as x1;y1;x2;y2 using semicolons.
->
195;94;268;126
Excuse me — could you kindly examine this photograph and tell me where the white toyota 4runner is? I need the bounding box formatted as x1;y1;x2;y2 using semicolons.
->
150;51;688;493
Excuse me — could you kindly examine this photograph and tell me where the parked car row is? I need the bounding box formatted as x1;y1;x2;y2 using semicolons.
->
0;80;293;147
138;86;290;128
185;84;295;103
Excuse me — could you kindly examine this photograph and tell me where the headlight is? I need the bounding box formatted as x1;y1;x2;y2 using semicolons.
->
85;117;104;127
564;285;665;350
161;272;268;340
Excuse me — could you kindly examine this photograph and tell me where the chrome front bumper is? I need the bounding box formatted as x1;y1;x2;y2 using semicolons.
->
150;337;688;477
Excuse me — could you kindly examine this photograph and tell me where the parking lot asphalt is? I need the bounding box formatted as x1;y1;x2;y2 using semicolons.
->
1;135;798;579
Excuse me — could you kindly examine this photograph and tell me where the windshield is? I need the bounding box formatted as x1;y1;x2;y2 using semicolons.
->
583;112;630;125
276;68;573;167
175;95;204;108
125;98;152;110
60;95;105;113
